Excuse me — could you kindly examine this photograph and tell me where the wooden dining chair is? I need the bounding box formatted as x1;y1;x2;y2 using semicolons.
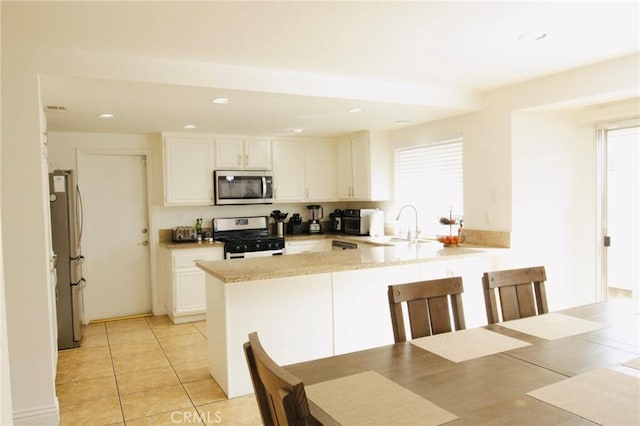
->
243;332;319;426
388;276;466;343
482;266;548;324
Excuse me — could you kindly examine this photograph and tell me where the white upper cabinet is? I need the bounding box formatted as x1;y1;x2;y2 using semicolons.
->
272;139;336;202
304;140;336;201
272;140;305;201
162;134;215;206
214;137;272;170
336;131;391;201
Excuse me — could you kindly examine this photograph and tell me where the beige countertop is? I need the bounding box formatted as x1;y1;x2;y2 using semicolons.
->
196;237;505;283
160;232;394;249
161;240;225;249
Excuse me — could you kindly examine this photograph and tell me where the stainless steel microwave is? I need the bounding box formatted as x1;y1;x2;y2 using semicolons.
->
214;170;274;205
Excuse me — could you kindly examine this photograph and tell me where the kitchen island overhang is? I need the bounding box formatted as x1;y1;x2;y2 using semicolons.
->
197;242;506;398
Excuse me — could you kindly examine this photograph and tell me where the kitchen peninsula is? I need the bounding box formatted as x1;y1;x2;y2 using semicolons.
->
197;239;507;397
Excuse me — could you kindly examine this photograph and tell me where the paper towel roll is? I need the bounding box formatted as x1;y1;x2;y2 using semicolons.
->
369;210;384;237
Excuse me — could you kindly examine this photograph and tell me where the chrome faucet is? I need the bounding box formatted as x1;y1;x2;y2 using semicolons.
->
395;205;420;242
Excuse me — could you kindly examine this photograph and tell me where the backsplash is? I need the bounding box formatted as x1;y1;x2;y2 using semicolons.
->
462;229;510;248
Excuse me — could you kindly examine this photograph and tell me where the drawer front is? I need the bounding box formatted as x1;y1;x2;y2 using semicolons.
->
172;248;220;268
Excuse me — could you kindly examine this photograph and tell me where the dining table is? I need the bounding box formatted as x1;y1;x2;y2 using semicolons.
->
285;298;640;425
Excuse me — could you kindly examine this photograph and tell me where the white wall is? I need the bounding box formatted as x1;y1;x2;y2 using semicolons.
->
511;110;597;309
390;109;512;232
390;56;639;310
0;4;15;423
1;44;59;426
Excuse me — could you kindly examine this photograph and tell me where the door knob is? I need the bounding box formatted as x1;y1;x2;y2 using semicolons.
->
142;228;148;234
138;241;149;246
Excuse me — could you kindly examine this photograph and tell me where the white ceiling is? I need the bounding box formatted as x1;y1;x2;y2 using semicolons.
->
12;1;638;137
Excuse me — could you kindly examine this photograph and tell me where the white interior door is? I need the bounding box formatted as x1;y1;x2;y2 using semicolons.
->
602;126;639;299
80;153;151;320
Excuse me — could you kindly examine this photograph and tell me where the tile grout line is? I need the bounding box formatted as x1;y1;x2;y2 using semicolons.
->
59;318;222;425
104;322;128;425
146;318;202;423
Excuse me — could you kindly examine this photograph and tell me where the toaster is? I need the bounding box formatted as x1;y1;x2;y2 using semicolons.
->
173;226;197;242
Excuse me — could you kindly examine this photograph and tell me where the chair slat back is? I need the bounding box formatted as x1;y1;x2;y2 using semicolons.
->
482;266;548;324
244;332;312;426
388;277;466;343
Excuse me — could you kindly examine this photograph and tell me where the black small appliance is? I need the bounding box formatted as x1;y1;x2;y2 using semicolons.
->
287;213;303;234
330;209;344;232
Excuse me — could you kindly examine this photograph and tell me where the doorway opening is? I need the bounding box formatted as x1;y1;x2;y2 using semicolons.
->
78;152;153;322
597;124;639;300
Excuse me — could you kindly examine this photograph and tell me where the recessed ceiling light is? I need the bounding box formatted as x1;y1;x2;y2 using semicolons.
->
349;107;365;113
292;128;304;133
211;97;231;104
97;113;115;119
395;120;413;126
183;124;198;129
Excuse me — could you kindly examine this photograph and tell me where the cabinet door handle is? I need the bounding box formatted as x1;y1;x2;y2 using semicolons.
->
237;154;242;165
245;154;249;165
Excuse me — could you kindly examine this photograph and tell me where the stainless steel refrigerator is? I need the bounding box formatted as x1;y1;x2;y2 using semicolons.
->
49;170;85;350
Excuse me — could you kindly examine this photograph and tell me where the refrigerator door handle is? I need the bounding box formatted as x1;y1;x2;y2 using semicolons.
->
69;257;84;284
76;183;84;243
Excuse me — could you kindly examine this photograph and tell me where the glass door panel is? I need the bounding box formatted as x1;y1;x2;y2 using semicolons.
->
605;127;639;299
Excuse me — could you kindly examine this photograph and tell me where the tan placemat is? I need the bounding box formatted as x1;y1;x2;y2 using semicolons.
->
306;371;458;426
528;368;640;425
498;313;602;340
410;328;530;362
623;357;640;370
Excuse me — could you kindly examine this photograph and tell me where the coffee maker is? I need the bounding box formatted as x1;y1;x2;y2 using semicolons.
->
306;205;323;234
330;209;344;232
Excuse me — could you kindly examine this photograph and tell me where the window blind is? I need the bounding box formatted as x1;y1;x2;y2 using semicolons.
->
395;139;463;236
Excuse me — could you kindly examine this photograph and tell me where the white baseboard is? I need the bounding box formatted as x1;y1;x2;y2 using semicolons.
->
169;312;206;324
13;400;59;426
153;304;167;316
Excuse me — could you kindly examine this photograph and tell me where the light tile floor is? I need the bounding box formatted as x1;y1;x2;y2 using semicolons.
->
56;316;262;425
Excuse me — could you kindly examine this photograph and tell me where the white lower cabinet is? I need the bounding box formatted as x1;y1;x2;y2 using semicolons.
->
332;252;505;355
163;246;223;323
332;264;421;355
284;239;331;254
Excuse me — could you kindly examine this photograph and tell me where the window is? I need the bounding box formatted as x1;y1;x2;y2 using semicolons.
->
395;138;463;237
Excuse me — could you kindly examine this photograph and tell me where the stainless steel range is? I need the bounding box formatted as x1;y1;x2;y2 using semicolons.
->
213;216;285;260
